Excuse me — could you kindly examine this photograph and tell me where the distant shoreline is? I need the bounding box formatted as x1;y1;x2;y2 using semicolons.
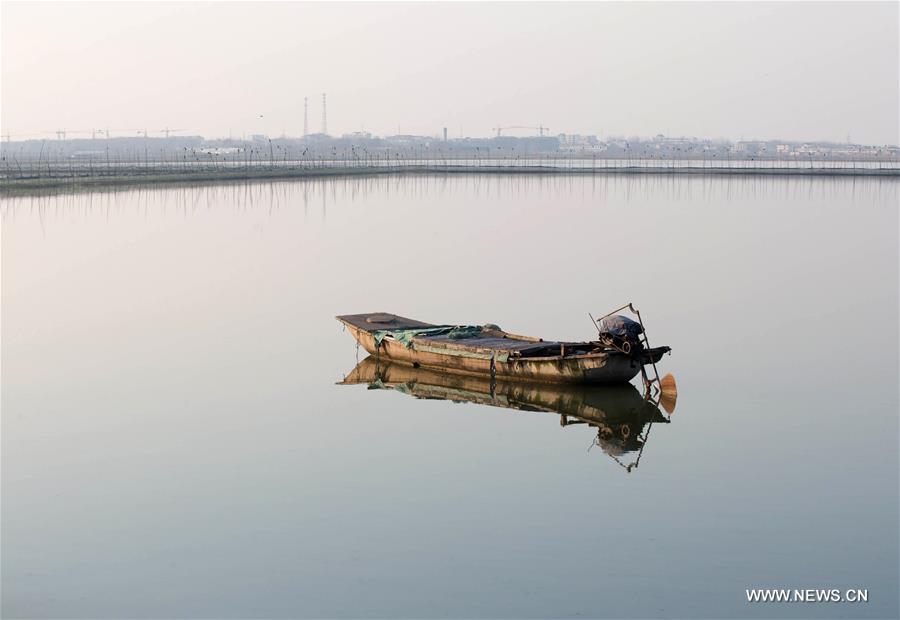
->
3;164;899;195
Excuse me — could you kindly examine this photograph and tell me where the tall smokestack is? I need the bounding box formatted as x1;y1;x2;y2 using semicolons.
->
303;97;308;137
321;93;327;135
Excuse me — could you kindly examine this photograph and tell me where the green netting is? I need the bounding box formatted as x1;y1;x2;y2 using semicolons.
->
370;324;509;362
371;325;484;347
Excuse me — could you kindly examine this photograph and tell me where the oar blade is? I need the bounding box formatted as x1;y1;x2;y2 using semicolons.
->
659;373;678;414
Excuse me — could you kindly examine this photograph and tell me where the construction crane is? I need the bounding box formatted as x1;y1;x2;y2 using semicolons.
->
43;129;95;140
494;125;550;138
159;127;184;138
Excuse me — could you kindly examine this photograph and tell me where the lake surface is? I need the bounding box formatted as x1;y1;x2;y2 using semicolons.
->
2;175;898;619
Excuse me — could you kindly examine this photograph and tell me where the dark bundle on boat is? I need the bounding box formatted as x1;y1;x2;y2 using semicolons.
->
597;314;644;355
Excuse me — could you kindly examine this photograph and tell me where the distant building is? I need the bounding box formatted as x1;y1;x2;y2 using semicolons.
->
557;133;599;146
734;141;769;155
342;131;372;140
385;135;432;145
557;134;601;151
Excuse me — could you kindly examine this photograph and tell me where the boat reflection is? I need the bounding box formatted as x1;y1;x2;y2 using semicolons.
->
340;357;674;472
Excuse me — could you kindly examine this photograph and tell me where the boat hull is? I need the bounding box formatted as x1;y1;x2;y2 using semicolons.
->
341;322;646;384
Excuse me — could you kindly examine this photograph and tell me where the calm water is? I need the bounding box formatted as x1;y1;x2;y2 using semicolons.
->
2;175;898;619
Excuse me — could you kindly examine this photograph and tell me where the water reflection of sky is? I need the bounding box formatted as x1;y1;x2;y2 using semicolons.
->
2;175;897;618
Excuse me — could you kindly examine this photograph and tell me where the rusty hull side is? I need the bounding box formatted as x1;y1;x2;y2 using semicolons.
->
338;320;641;385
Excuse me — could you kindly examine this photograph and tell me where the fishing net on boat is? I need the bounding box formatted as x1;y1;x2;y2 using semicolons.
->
371;325;485;347
369;324;512;362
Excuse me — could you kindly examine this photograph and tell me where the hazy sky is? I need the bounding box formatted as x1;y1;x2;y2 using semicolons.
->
2;1;897;143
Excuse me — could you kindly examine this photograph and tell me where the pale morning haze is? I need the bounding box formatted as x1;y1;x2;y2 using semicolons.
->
2;2;898;619
1;1;898;143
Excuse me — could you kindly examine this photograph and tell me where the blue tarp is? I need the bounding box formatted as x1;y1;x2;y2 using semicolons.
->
598;315;643;341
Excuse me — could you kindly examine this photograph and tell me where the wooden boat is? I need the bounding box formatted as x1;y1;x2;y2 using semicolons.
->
336;312;671;385
340;357;671;467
